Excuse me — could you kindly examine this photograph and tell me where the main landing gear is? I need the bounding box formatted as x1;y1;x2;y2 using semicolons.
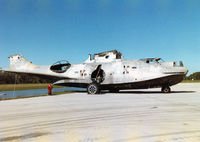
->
87;83;100;94
88;65;105;94
161;86;171;93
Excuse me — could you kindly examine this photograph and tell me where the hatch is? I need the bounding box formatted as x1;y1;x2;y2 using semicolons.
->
91;65;105;83
50;60;71;73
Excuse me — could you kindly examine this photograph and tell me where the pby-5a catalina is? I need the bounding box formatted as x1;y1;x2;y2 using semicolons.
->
1;50;188;94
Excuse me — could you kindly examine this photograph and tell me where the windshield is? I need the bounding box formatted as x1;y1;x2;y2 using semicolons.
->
50;60;71;73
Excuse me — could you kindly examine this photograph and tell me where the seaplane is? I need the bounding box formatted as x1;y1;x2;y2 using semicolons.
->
0;50;188;94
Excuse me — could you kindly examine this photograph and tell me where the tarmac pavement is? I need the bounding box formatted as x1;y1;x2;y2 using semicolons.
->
0;83;200;142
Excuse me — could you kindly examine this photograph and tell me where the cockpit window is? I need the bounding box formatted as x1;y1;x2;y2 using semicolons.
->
141;58;164;64
50;60;71;73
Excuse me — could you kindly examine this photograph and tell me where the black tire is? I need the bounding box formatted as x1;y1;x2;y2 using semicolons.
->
87;83;100;94
161;86;171;93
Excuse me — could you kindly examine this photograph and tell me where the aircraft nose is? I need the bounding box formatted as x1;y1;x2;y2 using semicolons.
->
178;61;188;75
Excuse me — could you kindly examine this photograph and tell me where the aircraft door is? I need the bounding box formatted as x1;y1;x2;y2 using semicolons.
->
91;65;105;83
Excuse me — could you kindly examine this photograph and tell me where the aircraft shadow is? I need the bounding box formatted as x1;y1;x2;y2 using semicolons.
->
116;91;196;94
63;90;195;94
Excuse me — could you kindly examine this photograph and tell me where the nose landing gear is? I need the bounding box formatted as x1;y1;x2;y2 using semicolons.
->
161;86;171;93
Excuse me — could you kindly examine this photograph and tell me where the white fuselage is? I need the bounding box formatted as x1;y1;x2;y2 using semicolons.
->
62;60;187;84
2;52;188;91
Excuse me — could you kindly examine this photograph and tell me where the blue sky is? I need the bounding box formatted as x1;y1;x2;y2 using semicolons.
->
0;0;200;74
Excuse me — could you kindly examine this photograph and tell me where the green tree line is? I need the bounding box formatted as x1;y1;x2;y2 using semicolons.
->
0;72;57;84
185;72;200;80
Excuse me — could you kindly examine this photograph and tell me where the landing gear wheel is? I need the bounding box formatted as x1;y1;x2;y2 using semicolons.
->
161;86;171;93
87;83;100;94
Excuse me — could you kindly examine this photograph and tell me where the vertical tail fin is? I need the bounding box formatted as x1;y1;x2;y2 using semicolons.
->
9;54;38;70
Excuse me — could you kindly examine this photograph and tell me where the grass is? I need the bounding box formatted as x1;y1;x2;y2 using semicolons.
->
0;84;63;91
182;80;200;83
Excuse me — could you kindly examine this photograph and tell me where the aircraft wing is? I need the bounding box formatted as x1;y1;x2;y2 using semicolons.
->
0;54;72;81
1;67;68;79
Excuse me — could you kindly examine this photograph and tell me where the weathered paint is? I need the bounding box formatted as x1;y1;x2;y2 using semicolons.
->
2;50;188;91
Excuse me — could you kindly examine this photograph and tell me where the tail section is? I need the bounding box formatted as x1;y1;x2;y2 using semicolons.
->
9;54;39;70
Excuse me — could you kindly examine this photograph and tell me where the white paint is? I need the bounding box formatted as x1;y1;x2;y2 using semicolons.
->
2;50;188;88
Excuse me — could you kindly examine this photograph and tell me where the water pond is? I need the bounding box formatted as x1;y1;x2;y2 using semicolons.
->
0;87;86;99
